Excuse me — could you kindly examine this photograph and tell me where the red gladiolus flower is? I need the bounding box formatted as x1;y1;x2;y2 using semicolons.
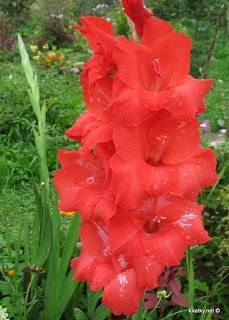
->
71;226;145;315
106;18;212;126
53;149;115;222
109;148;217;209
112;109;201;165
54;0;218;316
70;195;209;314
75;16;125;114
65;111;113;150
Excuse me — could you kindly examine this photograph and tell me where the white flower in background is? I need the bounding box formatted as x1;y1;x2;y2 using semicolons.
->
0;306;9;320
93;3;108;11
9;75;13;80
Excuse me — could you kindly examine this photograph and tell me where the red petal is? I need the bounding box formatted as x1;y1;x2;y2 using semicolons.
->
89;262;117;291
95;142;116;179
81;71;113;117
141;225;188;265
82;52;110;86
71;249;95;282
137;149;217;199
112;121;146;161
114;31;191;92
110;154;149;209
71;250;116;291
106;77;154;126
165;76;213;116
53;170;79;212
137;161;178;196
172;211;210;245
145;111;200;164
121;0;153;36
53;150;107;215
109;213;143;255
66;112;112;148
76;16;115;53
102;269;145;315
73;184;108;220
172;148;218;200
136;195;203;224
59;150;105;186
114;40;153;89
80;220;110;262
155;32;191;88
142;18;173;47
92;190;116;224
113;110;200;164
131;255;165;288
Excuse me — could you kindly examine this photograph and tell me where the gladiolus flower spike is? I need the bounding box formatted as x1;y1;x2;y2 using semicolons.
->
53;0;218;316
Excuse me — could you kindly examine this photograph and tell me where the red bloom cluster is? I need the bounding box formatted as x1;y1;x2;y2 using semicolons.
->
53;0;218;316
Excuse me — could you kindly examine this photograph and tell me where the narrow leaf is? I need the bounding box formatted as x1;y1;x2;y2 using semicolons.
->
73;308;89;320
18;34;34;88
93;303;111;320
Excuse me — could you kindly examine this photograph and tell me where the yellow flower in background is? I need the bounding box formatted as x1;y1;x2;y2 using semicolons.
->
57;53;64;64
32;56;40;61
43;52;64;67
43;43;49;50
7;269;15;276
30;45;38;52
60;211;75;217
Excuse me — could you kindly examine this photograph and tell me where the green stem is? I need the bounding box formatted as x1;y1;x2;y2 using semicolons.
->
162;309;189;319
186;249;195;320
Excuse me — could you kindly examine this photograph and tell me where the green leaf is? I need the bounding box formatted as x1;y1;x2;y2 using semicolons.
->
87;288;102;318
27;89;40;120
73;308;88;320
93;303;111;320
56;213;81;284
40;103;46;135
18;34;34;88
0;281;11;295
55;271;79;318
33;128;42;158
200;312;213;320
33;74;40;105
0;296;11;307
194;279;209;293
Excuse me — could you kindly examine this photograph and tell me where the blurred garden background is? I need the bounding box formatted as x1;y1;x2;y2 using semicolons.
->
0;0;228;319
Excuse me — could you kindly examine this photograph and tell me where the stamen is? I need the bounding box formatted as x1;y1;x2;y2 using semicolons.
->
152;58;162;77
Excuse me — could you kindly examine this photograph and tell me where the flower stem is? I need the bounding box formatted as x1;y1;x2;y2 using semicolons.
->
202;5;224;79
